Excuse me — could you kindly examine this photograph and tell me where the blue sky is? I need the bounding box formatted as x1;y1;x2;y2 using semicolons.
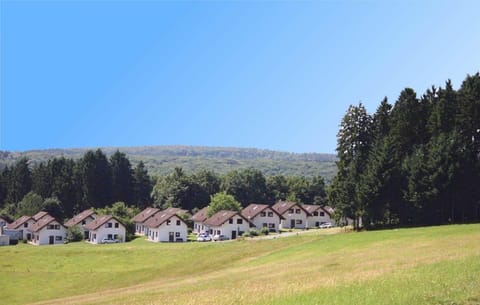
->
1;1;479;154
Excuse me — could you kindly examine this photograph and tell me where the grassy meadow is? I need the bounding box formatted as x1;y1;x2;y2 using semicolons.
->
1;225;480;305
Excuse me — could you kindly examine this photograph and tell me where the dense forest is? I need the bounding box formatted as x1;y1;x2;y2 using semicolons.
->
0;150;327;221
0;146;337;180
329;73;480;229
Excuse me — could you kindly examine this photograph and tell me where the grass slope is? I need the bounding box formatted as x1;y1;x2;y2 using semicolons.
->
1;225;479;305
0;145;337;179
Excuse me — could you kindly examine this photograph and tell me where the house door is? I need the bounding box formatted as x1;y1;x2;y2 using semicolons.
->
49;236;54;244
26;233;31;241
290;219;295;228
169;232;174;242
231;230;237;240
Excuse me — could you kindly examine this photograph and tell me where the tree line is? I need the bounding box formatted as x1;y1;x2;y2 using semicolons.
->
328;73;480;229
0;150;327;221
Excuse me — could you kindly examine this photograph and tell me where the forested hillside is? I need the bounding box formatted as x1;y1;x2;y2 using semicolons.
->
329;72;480;229
0;146;336;179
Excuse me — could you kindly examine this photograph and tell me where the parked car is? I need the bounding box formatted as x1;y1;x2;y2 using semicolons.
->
213;234;229;241
319;222;333;229
197;234;212;242
101;238;119;244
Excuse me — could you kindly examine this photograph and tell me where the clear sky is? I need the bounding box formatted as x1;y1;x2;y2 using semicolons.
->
1;0;479;154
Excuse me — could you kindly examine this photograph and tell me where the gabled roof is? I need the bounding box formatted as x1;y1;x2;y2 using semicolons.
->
30;214;64;232
302;204;331;217
85;215;123;231
272;201;308;215
204;210;252;227
143;210;186;228
323;206;335;215
131;207;160;223
6;216;33;229
64;209;96;227
32;211;49;221
241;204;284;220
163;207;188;215
190;207;209;222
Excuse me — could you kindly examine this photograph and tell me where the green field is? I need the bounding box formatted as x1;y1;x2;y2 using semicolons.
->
1;225;480;305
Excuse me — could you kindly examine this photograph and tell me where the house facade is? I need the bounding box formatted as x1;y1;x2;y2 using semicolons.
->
204;210;252;240
132;207;160;235
272;201;308;230
302;205;333;228
85;215;126;244
65;209;97;239
241;204;283;232
144;211;188;242
30;214;67;245
191;207;209;235
7;216;36;240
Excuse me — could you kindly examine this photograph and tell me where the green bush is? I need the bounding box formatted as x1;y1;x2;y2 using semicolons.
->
260;227;270;235
66;225;84;242
242;229;259;237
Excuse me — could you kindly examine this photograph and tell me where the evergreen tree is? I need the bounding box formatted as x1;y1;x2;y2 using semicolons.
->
133;161;152;209
77;150;113;208
110;151;134;204
6;158;32;204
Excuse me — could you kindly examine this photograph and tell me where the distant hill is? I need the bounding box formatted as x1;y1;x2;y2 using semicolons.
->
0;146;337;181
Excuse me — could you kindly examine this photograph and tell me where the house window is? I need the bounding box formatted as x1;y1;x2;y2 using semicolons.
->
47;224;55;230
114;223;119;228
288;209;294;214
114;234;119;239
229;219;233;224
237;219;243;224
268;212;273;217
268;223;275;229
54;224;60;230
24;223;28;228
176;220;181;226
93;234;96;240
209;229;213;234
106;223;112;228
82;220;86;225
194;224;197;229
166;220;171;225
320;212;325;216
260;212;266;217
313;211;319;216
295;209;301;214
155;231;158;237
262;223;267;227
55;236;62;241
296;219;302;224
175;232;180;237
108;234;113;239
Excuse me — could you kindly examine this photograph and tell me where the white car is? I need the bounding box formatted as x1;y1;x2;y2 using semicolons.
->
197;234;212;242
213;234;229;241
319;222;333;229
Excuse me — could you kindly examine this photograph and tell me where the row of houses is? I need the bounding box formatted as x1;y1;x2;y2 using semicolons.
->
132;201;337;241
1;201;339;246
1;210;126;245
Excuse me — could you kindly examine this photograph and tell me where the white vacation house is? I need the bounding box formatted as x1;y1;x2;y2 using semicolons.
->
85;215;126;244
272;201;309;230
132;207;160;235
303;204;334;228
241;203;283;233
191;207;209;235
203;210;252;240
65;209;97;240
144;210;188;242
29;214;67;245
